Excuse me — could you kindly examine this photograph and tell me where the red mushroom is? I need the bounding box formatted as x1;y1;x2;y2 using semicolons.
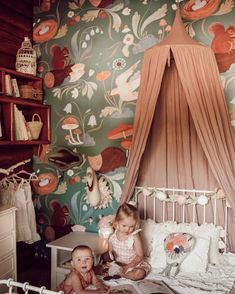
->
107;123;133;140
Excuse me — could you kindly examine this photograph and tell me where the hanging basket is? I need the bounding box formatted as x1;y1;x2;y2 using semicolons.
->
26;113;43;140
16;37;36;76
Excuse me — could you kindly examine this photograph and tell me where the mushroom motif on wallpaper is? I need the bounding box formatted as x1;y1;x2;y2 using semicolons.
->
88;146;127;173
107;123;133;164
62;116;83;145
85;166;112;209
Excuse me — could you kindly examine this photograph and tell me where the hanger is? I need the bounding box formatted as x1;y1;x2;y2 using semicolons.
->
15;170;38;181
0;158;31;175
1;169;38;185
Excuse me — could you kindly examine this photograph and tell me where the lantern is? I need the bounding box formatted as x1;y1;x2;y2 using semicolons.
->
16;37;36;75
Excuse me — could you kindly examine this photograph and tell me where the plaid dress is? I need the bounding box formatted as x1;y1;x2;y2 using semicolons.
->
109;229;151;274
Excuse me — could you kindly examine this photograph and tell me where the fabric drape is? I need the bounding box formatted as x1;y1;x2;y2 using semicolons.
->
121;43;235;213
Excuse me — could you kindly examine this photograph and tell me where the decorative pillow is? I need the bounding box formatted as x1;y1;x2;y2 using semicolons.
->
162;233;195;276
149;232;210;274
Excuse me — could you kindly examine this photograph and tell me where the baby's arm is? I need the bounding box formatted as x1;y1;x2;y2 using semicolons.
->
91;270;110;292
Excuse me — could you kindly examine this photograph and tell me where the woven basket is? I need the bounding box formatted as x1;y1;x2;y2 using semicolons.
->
19;85;34;99
26;113;43;140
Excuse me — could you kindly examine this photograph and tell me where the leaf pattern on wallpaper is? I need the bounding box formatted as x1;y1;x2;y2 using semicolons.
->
54;24;68;39
71;30;80;61
105;172;125;202
71;190;81;223
132;4;167;39
213;0;234;15
140;4;167;36
53;181;67;194
68;1;80;10
82;10;99;22
132;12;141;39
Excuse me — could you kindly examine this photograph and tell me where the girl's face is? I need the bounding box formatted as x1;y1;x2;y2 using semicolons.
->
117;216;137;235
71;248;93;274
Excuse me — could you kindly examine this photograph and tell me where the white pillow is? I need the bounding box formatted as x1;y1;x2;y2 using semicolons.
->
142;219;222;265
181;237;210;273
149;231;167;268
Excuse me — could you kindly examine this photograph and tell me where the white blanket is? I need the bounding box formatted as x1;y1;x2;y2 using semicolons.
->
105;262;235;294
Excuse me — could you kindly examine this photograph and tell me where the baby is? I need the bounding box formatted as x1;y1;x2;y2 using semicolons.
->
57;245;109;294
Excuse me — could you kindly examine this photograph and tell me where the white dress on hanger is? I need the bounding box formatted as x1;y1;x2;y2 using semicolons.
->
0;178;41;243
23;182;40;243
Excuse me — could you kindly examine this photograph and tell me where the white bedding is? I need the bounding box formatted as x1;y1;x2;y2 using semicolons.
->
105;255;235;294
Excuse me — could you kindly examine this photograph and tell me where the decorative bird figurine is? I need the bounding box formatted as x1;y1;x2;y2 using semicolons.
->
110;60;141;109
85;166;112;209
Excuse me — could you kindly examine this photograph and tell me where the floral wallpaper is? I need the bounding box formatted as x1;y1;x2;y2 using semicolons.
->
32;0;235;249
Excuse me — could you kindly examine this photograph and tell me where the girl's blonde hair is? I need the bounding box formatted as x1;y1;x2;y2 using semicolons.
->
114;203;140;229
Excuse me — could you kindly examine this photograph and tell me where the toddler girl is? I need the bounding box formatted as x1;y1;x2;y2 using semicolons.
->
57;245;109;294
109;203;151;280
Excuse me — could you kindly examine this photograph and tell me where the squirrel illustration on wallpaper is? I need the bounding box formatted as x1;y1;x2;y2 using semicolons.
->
44;44;73;88
209;22;235;54
209;22;235;72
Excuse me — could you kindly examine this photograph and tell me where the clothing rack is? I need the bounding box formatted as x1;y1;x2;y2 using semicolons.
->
0;279;63;294
0;158;31;175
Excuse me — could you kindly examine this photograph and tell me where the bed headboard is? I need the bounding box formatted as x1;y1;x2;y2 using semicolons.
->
134;186;231;251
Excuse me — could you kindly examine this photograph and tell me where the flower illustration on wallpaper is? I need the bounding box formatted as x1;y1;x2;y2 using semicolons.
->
62;116;83;145
122;34;134;57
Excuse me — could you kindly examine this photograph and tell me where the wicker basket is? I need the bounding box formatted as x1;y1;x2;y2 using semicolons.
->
19;85;34;99
26;113;43;140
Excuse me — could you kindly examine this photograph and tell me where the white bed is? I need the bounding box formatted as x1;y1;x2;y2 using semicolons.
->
106;187;235;294
0;279;63;294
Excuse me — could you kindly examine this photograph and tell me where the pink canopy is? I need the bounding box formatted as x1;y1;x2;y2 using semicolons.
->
120;10;235;214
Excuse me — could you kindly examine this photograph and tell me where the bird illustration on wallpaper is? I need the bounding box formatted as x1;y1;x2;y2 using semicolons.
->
85;166;112;209
208;22;235;73
99;60;140;118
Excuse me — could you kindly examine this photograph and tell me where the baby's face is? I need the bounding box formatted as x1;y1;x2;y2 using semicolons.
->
71;248;93;274
117;216;136;235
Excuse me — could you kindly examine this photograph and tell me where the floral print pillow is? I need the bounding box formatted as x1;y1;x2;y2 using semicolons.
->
161;232;195;276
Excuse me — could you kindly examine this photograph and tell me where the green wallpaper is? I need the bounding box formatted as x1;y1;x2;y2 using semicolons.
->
33;0;235;244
